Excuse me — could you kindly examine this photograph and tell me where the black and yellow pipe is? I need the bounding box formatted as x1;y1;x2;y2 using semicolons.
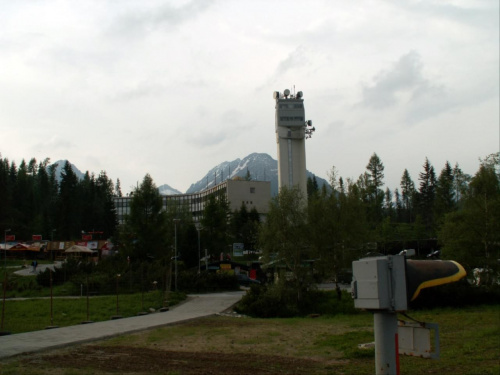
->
406;260;467;301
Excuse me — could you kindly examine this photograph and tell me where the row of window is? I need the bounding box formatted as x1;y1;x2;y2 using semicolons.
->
279;103;303;109
114;183;262;224
279;116;304;122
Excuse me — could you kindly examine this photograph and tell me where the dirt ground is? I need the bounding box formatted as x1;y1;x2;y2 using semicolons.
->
24;345;326;374
3;314;363;375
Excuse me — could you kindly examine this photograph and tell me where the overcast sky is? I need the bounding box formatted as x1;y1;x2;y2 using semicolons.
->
1;0;498;194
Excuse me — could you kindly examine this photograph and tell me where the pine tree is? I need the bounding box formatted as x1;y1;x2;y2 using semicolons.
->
400;169;416;223
57;161;81;240
14;159;36;238
452;163;471;207
417;158;437;236
365;153;385;224
383;187;394;220
94;171;118;239
201;194;230;260
33;158;57;238
394;188;403;222
0;155;13;229
307;175;319;199
435;161;455;223
115;178;122;197
122;174;168;260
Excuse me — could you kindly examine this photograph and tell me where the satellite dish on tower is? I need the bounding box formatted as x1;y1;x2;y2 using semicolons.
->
284;89;290;98
273;91;281;99
296;91;303;98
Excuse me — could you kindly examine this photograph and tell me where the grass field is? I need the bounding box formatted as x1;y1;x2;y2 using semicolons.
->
1;291;186;333
1;305;498;374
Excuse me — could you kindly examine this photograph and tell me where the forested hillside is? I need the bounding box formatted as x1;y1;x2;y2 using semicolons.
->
1;151;498;279
0;157;118;242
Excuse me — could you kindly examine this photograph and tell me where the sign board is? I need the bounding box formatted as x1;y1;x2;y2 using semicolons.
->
87;241;98;250
398;321;440;359
5;235;15;241
233;243;244;257
82;234;92;241
32;235;42;241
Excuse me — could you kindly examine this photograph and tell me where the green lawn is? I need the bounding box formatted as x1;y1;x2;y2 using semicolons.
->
0;305;498;375
1;290;186;333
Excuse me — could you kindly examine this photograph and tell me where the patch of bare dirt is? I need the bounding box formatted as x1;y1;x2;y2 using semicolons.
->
28;345;326;375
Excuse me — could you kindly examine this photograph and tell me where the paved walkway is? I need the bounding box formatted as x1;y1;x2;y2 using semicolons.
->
12;262;61;276
0;291;243;360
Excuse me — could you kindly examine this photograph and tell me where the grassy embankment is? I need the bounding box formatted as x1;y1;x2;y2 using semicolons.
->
0;304;498;374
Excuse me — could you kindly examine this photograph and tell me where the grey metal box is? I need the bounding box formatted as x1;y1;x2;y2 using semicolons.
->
351;255;408;311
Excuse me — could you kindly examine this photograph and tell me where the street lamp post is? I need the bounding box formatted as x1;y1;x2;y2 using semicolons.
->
51;229;56;261
195;222;202;273
1;229;11;335
111;274;122;320
173;219;180;292
4;229;10;269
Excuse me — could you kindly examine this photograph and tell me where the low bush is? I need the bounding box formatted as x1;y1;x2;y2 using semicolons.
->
178;271;240;293
36;258;82;287
33;256;243;296
235;283;356;318
235;283;298;317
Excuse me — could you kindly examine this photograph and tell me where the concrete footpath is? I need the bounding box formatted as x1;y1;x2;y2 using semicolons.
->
0;291;243;360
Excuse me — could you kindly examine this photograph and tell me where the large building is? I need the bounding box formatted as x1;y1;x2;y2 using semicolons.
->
273;89;315;199
114;179;271;225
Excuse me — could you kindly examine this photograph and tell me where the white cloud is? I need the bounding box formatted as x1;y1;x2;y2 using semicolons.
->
0;0;497;194
360;51;440;109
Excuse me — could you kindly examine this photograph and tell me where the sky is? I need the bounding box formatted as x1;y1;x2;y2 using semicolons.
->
1;0;498;195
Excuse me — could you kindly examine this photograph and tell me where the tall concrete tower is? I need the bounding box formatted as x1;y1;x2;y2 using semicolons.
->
274;89;315;198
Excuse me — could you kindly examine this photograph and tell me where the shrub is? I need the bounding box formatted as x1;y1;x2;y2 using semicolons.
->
178;271;240;293
236;283;358;318
236;283;298;318
300;289;357;315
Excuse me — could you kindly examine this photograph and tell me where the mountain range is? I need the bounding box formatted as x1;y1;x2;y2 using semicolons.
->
52;153;329;196
52;160;85;181
184;153;328;196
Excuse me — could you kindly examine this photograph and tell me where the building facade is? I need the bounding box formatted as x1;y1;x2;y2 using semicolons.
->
114;179;271;225
274;89;314;199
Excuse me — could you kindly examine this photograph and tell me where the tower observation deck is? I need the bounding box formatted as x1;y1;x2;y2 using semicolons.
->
273;89;315;198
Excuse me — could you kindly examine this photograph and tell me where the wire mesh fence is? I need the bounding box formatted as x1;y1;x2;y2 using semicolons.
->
0;258;240;334
0;259;177;334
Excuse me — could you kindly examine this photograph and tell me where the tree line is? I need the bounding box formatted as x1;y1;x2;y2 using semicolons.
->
0;157;118;242
261;151;499;294
0;154;261;269
1;151;498;286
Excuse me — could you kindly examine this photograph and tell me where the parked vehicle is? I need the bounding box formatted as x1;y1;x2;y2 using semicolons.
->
237;274;261;286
